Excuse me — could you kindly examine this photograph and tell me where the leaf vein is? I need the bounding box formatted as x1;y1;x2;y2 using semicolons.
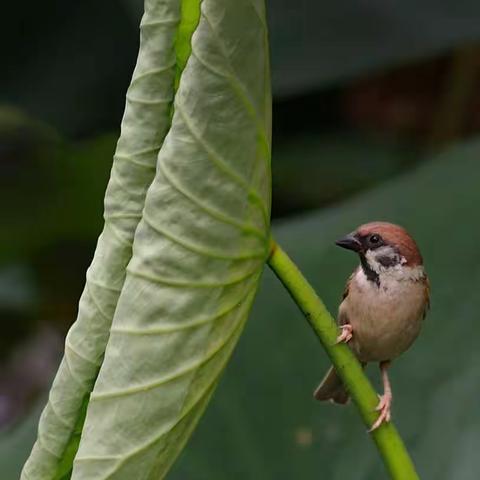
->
85;275;122;294
89;301;250;400
65;338;101;367
130;62;177;85
110;279;258;336
103;220;131;248
139;17;179;29
126;263;259;288
173;103;269;225
37;435;61;459
192;16;271;160
126;95;171;106
113;153;156;170
64;348;91;390
157;161;266;239
105;212;143;221
77;301;253;473
142;211;264;260
245;0;267;30
46;398;71;430
109;166;147;199
85;281;111;321
119;145;163;157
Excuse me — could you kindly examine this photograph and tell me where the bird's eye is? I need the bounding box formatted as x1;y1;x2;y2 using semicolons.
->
369;234;380;244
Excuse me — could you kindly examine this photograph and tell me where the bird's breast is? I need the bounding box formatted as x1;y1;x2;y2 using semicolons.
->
340;268;426;362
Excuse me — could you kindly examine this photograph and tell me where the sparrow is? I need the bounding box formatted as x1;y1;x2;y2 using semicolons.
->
313;221;430;431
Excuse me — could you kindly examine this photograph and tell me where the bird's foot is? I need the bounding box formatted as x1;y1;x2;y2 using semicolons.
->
336;324;353;344
369;393;392;432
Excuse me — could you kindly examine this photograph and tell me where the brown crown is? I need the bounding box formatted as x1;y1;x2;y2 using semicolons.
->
356;221;423;266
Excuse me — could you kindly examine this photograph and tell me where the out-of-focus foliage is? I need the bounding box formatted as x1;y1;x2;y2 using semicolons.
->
268;0;480;96
0;266;38;363
0;107;112;263
3;139;480;479
272;133;418;216
0;401;45;480
3;1;480;134
0;1;139;136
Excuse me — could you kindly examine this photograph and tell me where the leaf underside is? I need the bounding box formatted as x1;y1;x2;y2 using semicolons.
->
22;0;182;478
70;0;271;479
23;0;271;477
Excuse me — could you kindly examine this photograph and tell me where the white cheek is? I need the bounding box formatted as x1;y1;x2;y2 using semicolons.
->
361;249;425;282
364;247;397;274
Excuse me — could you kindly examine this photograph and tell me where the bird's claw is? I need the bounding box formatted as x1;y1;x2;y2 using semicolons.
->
336;324;353;344
369;393;392;432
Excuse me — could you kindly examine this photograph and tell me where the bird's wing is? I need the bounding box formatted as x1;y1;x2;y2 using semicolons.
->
422;276;431;320
341;270;356;301
338;269;356;325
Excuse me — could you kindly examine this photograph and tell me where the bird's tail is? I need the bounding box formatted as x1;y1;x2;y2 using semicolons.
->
313;366;349;404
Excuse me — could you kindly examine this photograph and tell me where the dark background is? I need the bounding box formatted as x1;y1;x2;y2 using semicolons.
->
2;1;480;478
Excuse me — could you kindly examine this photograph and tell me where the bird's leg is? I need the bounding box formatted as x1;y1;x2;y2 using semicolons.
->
369;360;392;432
336;324;353;344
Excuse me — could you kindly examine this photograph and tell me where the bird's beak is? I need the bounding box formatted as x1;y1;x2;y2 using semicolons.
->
335;233;362;252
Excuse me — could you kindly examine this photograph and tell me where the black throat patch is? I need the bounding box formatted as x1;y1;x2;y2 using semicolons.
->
360;254;380;286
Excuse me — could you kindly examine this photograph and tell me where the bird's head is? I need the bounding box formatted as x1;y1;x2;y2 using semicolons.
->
336;221;424;280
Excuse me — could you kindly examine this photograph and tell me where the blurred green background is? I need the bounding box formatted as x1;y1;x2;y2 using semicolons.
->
2;1;480;478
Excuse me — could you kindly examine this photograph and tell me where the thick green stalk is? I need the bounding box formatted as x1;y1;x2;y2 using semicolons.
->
267;240;419;480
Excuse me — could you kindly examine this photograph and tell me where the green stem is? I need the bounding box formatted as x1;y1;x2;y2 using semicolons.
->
267;239;419;480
